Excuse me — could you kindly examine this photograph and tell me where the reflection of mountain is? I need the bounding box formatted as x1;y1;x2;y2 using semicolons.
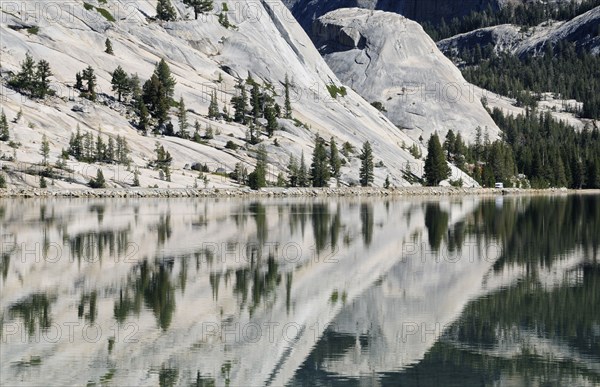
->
1;195;599;386
291;195;600;386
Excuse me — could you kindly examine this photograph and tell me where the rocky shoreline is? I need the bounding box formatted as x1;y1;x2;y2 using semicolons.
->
0;186;585;198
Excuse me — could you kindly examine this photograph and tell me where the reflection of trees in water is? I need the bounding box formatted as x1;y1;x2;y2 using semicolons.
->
289;203;308;238
312;203;330;253
249;202;267;245
66;229;131;263
78;291;97;323
233;255;282;316
155;214;172;247
424;203;449;251
360;203;373;247
158;366;178;387
8;293;54;337
88;204;105;224
114;259;176;330
492;195;600;270
450;263;600;360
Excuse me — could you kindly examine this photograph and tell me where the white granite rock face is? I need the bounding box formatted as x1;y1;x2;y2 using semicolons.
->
0;0;478;188
314;8;502;144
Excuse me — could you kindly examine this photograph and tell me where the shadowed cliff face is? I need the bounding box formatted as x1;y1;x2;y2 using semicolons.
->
287;0;500;32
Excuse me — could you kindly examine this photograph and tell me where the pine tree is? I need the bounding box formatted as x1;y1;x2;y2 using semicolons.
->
95;133;106;162
129;73;142;102
424;133;451;186
177;97;188;134
329;137;341;179
75;72;83;91
40;134;50;165
248;145;268;190
265;100;277;137
105;38;114;55
298;152;309;187
89;169;106;188
287;154;298;187
384;175;391;189
443;129;456;161
137;99;150;133
132;168;140;186
12;53;36;96
232;79;248;123
156;0;177;21
205;125;214;139
35;60;52;98
81;66;97;101
0;110;9;142
69;125;83;160
106;137;115;163
284;74;292;119
116;135;130;165
111;66;130;102
183;0;213;20
250;78;261;122
39;175;47;188
311;136;330;187
359;141;374;187
154;59;176;100
208;90;219;119
142;74;169;125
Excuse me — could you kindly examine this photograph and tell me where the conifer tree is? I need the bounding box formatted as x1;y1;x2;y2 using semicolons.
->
177;97;188;134
156;0;177;21
443;129;456;161
183;0;213;20
329;137;341;179
248;145;267;190
106;137;115;163
424;133;451;186
40;134;50;165
284;74;292;119
287;154;298;187
154;59;176;99
105;38;114;55
35;60;52;98
12;53;36;96
359;141;374;187
208;90;219;119
311;135;330;187
95;133;106;162
137;99;150;133
250;78;261;122
75;72;83;91
89;169;106;188
132;169;140;186
298;152;309;187
111;66;130;102
265;101;277;137
81;66;97;101
142;74;169;125
0;110;9;142
232;79;248;123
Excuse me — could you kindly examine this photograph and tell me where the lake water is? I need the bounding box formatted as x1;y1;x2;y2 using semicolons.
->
0;195;598;386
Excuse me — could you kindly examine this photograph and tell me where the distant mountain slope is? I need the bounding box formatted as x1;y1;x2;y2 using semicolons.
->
285;0;501;32
438;6;600;57
313;8;502;143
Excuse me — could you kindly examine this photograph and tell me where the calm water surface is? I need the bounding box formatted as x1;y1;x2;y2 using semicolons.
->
0;195;598;386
